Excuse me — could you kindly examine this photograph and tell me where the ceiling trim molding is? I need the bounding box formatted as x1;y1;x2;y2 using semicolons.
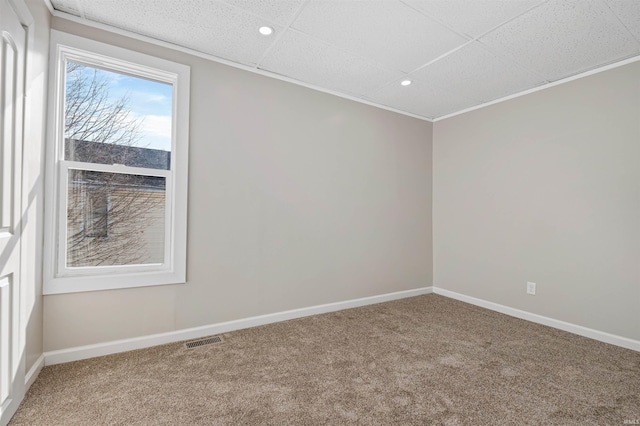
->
434;54;640;122
49;10;433;123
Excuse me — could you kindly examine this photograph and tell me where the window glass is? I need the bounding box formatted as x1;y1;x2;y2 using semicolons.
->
64;61;172;170
66;170;166;268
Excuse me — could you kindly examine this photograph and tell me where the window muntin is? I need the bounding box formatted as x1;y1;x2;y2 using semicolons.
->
44;31;189;294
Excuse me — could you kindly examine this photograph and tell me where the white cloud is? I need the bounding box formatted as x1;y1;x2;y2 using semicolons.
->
143;93;169;103
141;115;172;139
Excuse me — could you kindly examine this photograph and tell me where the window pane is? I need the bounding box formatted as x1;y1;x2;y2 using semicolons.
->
64;61;172;170
67;170;166;267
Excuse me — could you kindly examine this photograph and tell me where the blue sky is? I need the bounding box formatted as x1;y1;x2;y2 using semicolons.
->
68;63;173;151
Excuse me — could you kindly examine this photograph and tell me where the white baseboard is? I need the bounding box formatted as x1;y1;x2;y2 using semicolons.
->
433;287;640;352
25;354;45;390
44;286;433;365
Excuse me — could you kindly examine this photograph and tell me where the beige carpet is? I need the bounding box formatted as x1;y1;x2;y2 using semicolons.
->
10;295;640;425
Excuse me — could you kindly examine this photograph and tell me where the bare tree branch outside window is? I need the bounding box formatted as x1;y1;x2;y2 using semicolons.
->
65;62;168;267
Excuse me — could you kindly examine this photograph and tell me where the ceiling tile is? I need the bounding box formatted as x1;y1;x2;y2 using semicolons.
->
403;0;545;38
365;78;478;119
291;0;468;73
74;0;283;66
411;42;546;104
52;0;640;121
221;0;306;25
259;30;404;96
480;0;640;81
605;0;640;44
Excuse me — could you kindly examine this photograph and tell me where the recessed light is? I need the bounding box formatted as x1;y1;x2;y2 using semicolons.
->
400;80;412;86
259;26;274;36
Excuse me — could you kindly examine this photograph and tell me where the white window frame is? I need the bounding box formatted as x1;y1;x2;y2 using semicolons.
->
43;31;190;294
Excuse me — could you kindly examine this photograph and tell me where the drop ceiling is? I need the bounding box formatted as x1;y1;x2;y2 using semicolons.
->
48;0;640;121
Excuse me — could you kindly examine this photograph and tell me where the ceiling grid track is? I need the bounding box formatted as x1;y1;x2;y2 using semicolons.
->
600;0;640;47
255;0;312;69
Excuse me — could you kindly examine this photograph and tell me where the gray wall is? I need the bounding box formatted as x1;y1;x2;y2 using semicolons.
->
44;18;434;351
433;61;640;341
23;0;50;372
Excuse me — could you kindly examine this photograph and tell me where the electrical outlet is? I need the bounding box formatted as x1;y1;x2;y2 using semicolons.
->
527;282;536;295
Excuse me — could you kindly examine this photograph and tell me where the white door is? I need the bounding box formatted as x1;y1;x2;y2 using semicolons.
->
0;0;27;424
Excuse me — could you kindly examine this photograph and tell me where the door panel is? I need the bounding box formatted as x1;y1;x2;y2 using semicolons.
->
0;276;12;405
0;0;26;424
1;31;17;231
